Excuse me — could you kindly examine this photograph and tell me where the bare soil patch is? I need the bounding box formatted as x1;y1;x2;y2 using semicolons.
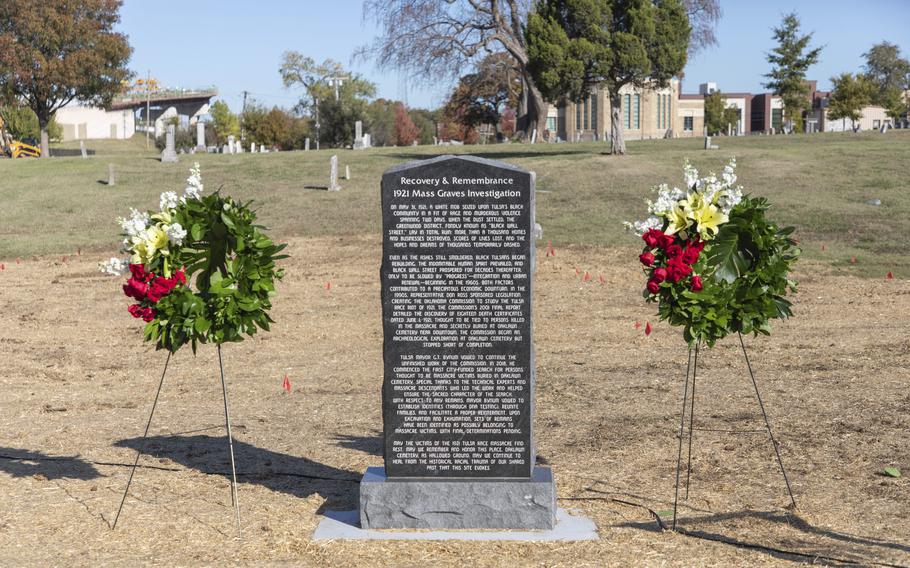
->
0;237;907;566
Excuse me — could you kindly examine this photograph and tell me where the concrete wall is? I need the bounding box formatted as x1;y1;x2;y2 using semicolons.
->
676;97;705;137
820;105;893;132
55;106;136;141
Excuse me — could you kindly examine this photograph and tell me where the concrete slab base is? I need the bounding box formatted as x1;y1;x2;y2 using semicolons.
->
312;508;598;542
359;466;557;530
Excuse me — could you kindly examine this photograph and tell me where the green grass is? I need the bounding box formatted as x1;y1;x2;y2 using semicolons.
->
2;131;908;278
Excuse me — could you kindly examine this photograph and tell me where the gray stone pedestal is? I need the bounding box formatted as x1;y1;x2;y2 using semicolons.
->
359;466;557;530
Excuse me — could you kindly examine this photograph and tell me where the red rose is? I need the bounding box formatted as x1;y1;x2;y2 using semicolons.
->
646;279;661;294
140;307;156;322
658;233;676;250
128;304;143;318
642;229;663;248
147;277;175;302
123;278;148;301
652;267;668;283
639;252;655;267
129;264;146;281
665;244;683;259
690;275;704;292
174;269;187;286
682;246;700;265
666;259;693;283
689;238;706;253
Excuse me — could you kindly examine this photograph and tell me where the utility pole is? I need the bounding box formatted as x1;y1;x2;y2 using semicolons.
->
240;90;249;142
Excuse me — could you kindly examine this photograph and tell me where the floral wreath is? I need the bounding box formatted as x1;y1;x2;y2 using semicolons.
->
101;163;287;352
626;159;800;347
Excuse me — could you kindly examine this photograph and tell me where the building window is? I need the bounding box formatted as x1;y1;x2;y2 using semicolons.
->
684;116;693;131
590;93;598;133
633;94;640;129
576;101;582;132
624;94;631;129
665;95;671;129
873;119;881;129
546;116;556;132
657;94;671;129
771;108;783;131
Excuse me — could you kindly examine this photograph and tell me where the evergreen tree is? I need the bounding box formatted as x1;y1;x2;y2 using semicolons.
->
703;91;740;135
763;12;822;133
525;0;690;155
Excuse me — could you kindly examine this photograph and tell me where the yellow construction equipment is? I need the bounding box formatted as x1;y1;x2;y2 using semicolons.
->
0;114;41;158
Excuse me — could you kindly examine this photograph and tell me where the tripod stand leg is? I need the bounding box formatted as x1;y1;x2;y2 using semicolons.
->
217;345;242;538
685;341;699;499
672;347;694;530
112;351;172;530
738;332;797;509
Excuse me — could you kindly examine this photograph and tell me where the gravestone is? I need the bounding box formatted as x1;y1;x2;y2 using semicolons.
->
227;135;236;154
222;144;230;154
161;125;178;163
107;164;116;186
80;140;88;159
196;122;206;151
363;133;371;148
354;121;364;149
345;165;351;180
329;155;341;191
359;155;556;530
305;137;310;151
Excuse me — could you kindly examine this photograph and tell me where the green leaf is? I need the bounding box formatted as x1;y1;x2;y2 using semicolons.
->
191;223;203;241
194;317;212;334
706;227;751;284
883;467;901;478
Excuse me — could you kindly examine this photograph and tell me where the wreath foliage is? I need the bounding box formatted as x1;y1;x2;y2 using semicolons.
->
627;159;799;347
101;164;287;353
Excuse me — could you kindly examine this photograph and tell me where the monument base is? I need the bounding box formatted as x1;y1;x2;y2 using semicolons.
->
359;466;557;530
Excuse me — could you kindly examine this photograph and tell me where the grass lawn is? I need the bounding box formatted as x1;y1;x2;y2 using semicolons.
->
1;130;907;277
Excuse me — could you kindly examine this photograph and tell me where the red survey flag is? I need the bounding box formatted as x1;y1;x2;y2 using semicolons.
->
583;271;591;282
886;271;894;280
0;264;4;271
634;321;642;329
850;257;857;264
821;243;827;252
575;267;581;276
598;274;605;285
325;281;332;290
282;374;291;393
645;322;652;336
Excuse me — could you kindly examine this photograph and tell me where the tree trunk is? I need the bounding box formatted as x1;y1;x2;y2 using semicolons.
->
609;92;626;155
517;72;547;143
37;114;50;158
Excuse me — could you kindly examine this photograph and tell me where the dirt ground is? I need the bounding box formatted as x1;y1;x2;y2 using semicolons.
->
0;236;907;567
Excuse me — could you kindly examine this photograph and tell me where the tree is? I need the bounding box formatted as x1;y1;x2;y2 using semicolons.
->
0;105;62;142
314;76;376;148
880;88;909;124
826;73;873;132
525;0;690;155
703;91;740;135
683;0;722;55
279;53;346;115
862;41;910;103
0;0;132;157
409;108;439;145
210;100;239;143
763;12;822;133
361;0;548;140
365;98;398;146
394;103;421;146
444;52;521;136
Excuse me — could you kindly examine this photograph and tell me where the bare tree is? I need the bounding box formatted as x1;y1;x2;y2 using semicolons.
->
684;0;722;55
360;0;547;141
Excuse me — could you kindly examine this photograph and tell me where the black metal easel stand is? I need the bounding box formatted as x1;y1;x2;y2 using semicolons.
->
112;345;242;538
672;332;797;530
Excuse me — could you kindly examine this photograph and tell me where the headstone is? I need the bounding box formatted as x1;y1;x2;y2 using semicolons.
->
251;142;257;153
880;123;889;134
222;144;230;154
196;121;206;151
80;140;87;159
107;164;116;186
345;165;351;180
704;135;711;150
364;133;371;148
531;128;538;144
329;155;341;191
360;155;556;530
305;138;310;151
433;136;438;146
161;124;178;163
727;123;733;137
227;135;236;154
354;121;364;149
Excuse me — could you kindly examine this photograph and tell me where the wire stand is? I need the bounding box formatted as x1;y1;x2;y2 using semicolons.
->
672;333;797;530
112;347;243;539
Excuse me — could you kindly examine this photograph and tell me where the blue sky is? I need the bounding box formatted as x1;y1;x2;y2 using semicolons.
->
119;0;909;112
